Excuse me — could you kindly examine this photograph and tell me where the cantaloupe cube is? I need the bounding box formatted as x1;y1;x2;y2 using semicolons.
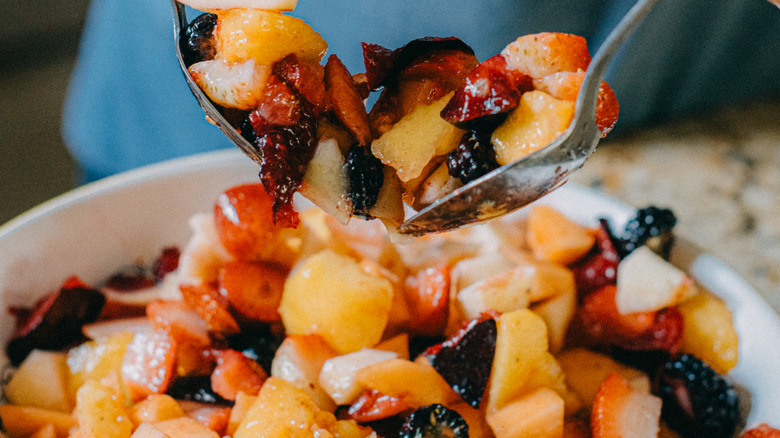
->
153;417;220;438
486;309;550;415
233;377;337;438
0;404;77;438
375;333;410;359
448;401;494;438
280;249;394;353
486;387;564;438
371;93;465;182
677;292;739;374
526;205;595;266
531;285;577;354
491;91;575;166
215;9;327;65
131;423;170;438
500;33;591;79
129;395;185;427
271;334;339;411
5;350;72;412
557;348;650;407
66;332;135;404
354;358;459;407
75;379;133;438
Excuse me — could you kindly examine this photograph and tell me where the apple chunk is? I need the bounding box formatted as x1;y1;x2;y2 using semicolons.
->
615;245;697;314
371;93;465;182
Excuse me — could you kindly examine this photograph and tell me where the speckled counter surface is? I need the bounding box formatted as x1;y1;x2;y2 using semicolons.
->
570;99;780;313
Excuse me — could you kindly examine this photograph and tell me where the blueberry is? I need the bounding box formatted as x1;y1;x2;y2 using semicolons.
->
344;144;385;218
180;13;217;67
400;404;469;438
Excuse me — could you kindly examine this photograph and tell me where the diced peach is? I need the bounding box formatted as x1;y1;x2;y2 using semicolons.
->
270;334;339;411
530;284;577;354
30;423;57;438
226;392;258;437
6;350;72;412
491;91;575;166
557;348;650;408
75;379;134;438
153;417;220;438
66;332;135;405
486;387;565;438
533;71;619;136
0;404;77;438
526;205;596;266
129;395;186;427
210;349;268;401
215;9;327;65
131;423;170;438
354;358;460;407
677;292;739;374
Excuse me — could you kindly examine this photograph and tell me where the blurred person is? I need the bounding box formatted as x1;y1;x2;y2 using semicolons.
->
62;0;780;182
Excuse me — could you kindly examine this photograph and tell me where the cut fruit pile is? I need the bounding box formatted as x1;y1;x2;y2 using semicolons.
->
2;182;771;438
176;1;619;234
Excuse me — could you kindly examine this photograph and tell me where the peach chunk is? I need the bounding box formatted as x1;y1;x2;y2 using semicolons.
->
490;91;575;166
215;9;327;65
526;205;596;265
533;71;619;136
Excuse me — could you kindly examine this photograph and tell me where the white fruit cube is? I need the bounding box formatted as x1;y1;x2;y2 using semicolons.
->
318;349;398;405
616;246;697;314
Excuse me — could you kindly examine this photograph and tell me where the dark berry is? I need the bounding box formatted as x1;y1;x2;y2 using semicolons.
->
166;375;233;406
153;247;180;281
446;130;499;184
656;354;740;438
344;144;385;218
427;316;497;407
103;266;156;291
400;404;469;438
180;13;217;67
6;279;105;366
616;206;677;258
225;324;283;374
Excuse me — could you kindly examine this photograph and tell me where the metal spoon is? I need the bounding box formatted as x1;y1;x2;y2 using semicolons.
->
171;0;662;235
399;0;663;235
171;0;263;165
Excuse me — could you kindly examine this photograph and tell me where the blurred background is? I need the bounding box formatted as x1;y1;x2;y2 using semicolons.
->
1;1;778;309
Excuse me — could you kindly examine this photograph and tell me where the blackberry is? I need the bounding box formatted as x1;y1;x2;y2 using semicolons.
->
225;324;283;374
166;375;232;406
344;144;385;218
446;130;499;184
180;13;217;67
656;354;740;438
616;206;677;258
400;404;469;438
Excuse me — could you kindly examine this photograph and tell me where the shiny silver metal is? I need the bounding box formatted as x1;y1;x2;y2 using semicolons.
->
398;0;663;235
172;0;662;236
171;0;263;165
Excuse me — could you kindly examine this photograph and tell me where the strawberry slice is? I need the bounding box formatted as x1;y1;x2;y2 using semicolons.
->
742;424;780;438
440;54;533;127
273;53;330;115
347;389;409;423
591;373;662;438
572;220;620;297
146;299;211;347
122;330;178;402
210;349;267;401
180;283;240;337
218;260;287;323
325;54;373;146
404;265;451;337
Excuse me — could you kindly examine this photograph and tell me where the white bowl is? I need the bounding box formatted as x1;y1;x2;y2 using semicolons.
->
1;148;778;430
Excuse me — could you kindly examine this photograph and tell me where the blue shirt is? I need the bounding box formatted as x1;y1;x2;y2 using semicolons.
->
62;0;780;181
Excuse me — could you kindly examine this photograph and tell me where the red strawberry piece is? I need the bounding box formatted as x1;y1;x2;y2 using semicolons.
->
572;220;620;297
180;283;240;337
146;299;211;347
361;42;395;90
122;329;178;402
218;260;287;323
347;389;409;423
404;265;450;337
210;349;267;401
273;53;330;115
742;424;780;438
184;405;232;435
591;373;662;438
153;247;181;281
621;307;683;353
325;54;373;146
214;183;282;259
440;54;532;126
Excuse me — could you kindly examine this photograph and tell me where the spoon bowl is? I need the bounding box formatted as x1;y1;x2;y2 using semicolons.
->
171;0;662;235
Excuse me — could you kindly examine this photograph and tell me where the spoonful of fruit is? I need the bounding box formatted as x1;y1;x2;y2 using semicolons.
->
171;0;662;236
397;0;663;235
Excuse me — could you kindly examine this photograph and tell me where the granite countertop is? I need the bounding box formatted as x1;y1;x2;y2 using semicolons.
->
570;99;780;313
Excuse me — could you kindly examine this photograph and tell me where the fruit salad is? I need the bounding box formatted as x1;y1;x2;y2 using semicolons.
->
2;181;773;438
176;1;619;233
